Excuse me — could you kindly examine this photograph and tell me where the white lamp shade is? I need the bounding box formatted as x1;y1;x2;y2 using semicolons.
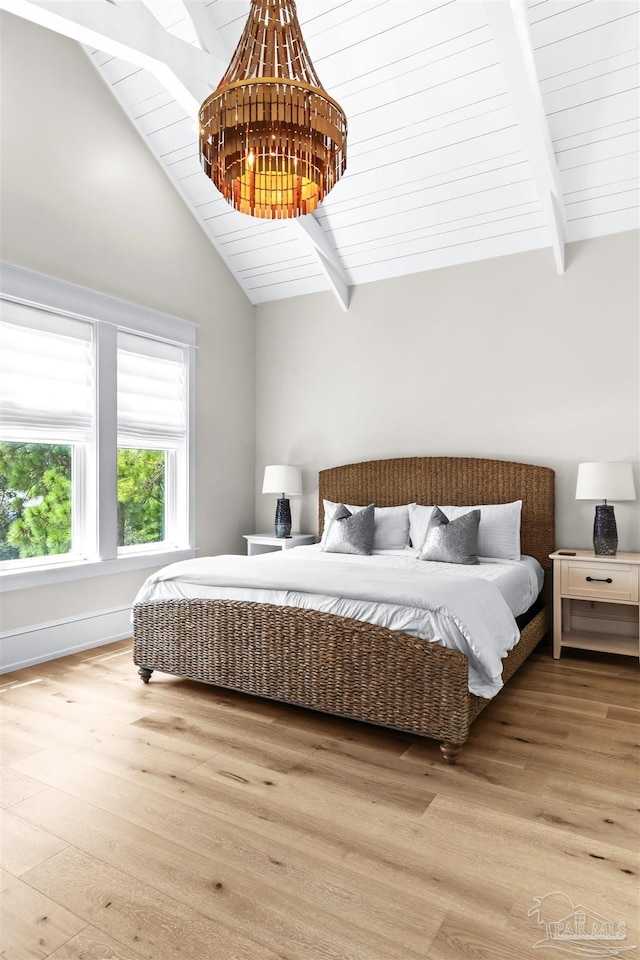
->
575;462;636;501
262;464;302;496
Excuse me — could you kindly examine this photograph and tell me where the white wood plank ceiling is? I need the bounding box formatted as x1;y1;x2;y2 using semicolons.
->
5;0;639;309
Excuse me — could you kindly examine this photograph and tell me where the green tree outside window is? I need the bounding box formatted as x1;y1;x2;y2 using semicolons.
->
0;442;72;559
117;448;165;546
0;442;166;559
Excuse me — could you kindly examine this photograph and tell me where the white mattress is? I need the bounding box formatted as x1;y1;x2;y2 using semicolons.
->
133;547;544;699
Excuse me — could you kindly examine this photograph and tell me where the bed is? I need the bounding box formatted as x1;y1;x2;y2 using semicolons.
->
133;456;555;763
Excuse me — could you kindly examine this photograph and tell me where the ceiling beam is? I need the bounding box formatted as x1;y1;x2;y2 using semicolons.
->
0;0;225;114
483;0;566;274
298;216;349;312
176;0;230;62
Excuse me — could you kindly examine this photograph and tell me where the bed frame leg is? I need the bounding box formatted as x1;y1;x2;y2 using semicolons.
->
138;666;153;684
440;741;463;764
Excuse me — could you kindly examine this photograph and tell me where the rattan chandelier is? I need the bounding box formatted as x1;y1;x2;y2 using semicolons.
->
199;0;347;220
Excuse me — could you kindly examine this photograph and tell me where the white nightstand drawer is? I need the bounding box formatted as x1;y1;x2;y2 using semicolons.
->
561;561;638;602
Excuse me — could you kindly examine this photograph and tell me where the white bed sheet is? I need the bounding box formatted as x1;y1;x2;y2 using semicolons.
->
133;548;544;699
360;547;544;618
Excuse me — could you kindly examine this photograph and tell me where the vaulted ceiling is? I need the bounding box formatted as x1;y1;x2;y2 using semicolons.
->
5;0;639;309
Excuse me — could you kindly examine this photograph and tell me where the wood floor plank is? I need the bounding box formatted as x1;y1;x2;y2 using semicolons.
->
43;925;147;960
468;710;571;748
398;755;639;852
0;809;68;877
521;738;638;792
608;704;640;722
0;867;86;960
421;794;639;928
429;911;541;960
500;688;610;718
2;639;638;960
23;847;292;960
77;723;438;833
0;695;157;760
514;671;639;710
464;713;639;788
0;702;23;725
131;708;318;774
0;767;48;809
10;749;452;945
1;729;45;767
563;721;640;759
0;712;102;757
72;721;220;775
0;675;152;725
277;747;436;816
542;776;640;821
403;741;547;793
14;787;432;960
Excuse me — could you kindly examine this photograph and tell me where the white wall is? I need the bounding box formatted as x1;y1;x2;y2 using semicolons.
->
0;14;255;657
255;231;640;554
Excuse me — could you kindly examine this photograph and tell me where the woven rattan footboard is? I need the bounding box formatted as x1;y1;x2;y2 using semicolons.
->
133;600;549;761
132;456;554;764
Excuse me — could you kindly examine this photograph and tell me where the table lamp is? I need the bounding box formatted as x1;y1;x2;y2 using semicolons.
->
262;465;302;537
575;461;636;555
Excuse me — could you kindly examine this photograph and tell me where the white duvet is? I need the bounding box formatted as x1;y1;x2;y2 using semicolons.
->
133;545;543;699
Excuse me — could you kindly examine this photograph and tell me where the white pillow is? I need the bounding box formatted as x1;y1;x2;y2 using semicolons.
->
408;504;435;550
409;501;522;561
322;500;411;551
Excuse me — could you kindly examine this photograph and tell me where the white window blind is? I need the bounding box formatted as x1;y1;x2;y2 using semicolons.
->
117;332;186;449
0;302;94;443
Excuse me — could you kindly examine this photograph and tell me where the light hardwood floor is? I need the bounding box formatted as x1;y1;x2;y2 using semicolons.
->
1;638;638;960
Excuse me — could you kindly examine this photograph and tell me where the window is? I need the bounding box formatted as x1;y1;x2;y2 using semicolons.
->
117;449;166;548
0;263;196;586
117;332;187;553
0;305;93;565
0;443;73;560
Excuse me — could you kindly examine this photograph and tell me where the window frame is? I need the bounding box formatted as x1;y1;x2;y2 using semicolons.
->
0;262;196;592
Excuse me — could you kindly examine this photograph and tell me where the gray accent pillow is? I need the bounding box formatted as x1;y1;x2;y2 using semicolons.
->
419;506;480;565
322;500;411;550
322;503;374;556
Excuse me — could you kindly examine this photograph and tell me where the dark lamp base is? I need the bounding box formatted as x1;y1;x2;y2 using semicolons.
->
593;504;618;556
275;497;292;538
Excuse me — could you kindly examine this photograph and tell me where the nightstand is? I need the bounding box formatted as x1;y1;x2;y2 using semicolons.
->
243;533;316;557
550;550;640;661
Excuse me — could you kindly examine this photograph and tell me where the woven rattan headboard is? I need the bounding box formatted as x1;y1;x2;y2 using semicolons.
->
318;456;555;569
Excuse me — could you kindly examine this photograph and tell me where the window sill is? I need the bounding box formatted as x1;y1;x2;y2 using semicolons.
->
0;548;196;592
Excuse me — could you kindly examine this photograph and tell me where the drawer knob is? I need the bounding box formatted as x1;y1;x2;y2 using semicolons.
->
586;576;613;584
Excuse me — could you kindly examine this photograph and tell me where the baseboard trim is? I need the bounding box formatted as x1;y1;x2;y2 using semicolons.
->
0;605;132;674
